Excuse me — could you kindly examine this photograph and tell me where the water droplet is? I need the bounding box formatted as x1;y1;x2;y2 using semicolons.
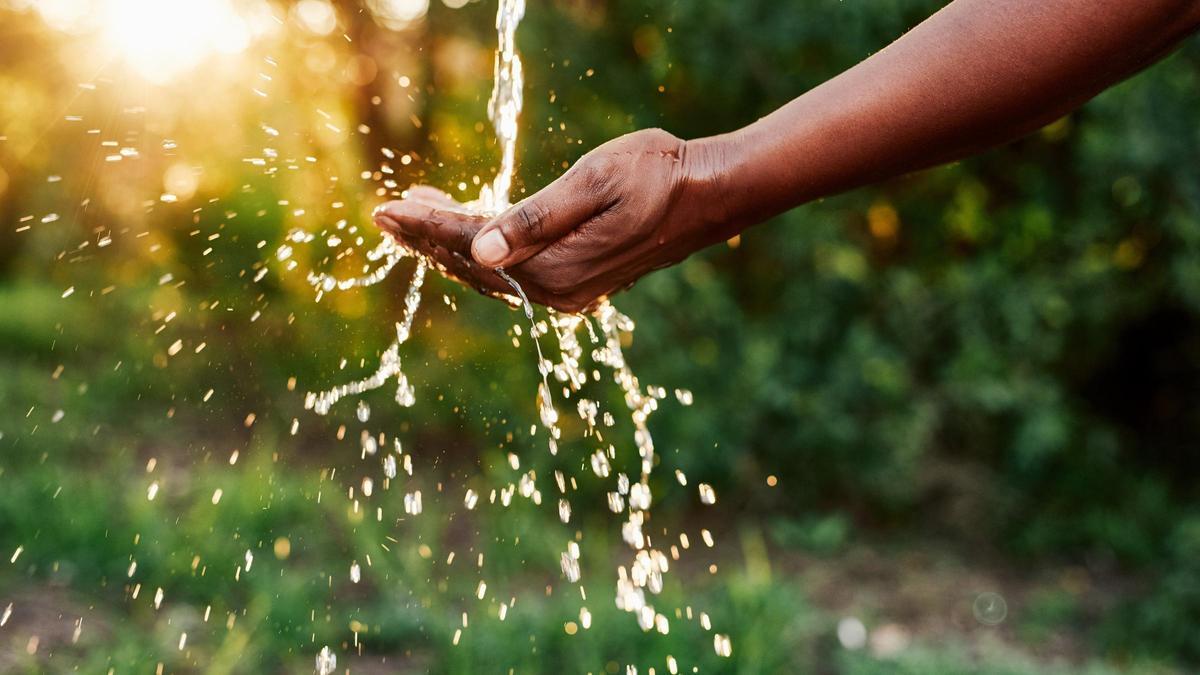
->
315;646;337;675
714;633;733;657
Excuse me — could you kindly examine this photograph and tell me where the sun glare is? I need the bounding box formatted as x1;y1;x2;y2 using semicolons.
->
21;0;275;84
99;0;261;83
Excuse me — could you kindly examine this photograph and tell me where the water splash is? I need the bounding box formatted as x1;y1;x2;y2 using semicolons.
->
301;258;427;415
284;0;732;663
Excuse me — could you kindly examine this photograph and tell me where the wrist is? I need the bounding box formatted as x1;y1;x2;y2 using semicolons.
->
682;115;820;243
679;133;746;243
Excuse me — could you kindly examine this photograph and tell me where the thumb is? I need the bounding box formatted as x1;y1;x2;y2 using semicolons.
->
472;166;606;268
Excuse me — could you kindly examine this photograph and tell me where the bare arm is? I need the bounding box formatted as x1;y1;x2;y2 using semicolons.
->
376;0;1200;312
694;0;1200;234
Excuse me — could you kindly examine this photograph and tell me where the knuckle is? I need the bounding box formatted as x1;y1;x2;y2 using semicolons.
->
511;201;549;241
637;127;676;147
569;161;613;200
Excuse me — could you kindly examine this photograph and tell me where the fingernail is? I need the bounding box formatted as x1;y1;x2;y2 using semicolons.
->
473;230;510;266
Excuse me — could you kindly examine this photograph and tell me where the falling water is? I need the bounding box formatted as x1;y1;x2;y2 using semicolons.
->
282;0;731;668
479;0;525;213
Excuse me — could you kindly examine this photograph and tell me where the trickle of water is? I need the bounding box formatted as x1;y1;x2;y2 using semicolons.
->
537;381;559;429
495;267;533;320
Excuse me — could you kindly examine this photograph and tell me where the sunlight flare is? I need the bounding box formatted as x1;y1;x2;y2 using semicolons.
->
23;0;274;83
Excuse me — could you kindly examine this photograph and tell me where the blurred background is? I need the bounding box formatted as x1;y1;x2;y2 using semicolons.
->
2;0;1199;673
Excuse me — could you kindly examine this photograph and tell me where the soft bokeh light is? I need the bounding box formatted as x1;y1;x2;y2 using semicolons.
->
367;0;429;30
162;163;199;202
99;0;257;83
16;0;273;84
294;0;337;35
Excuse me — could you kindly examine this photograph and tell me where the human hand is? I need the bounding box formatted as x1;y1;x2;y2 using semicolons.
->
373;128;731;313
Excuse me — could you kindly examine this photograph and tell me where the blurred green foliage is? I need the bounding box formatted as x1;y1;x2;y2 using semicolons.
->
1;0;1199;672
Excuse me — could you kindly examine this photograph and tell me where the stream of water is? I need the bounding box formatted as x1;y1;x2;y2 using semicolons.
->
290;2;731;671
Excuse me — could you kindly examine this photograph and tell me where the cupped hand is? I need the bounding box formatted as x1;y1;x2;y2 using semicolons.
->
373;128;730;313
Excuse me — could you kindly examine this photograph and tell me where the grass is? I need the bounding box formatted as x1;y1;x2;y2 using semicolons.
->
0;432;1185;674
0;286;1188;674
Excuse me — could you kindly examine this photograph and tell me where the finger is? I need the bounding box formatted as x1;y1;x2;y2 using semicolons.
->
471;162;611;269
439;252;516;300
380;204;562;309
441;250;515;298
394;224;515;300
406;185;465;211
374;200;488;256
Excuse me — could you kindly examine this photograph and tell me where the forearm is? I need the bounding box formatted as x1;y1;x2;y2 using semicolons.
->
689;0;1200;234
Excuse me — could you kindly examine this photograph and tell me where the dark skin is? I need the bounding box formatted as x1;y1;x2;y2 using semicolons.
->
375;0;1200;313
